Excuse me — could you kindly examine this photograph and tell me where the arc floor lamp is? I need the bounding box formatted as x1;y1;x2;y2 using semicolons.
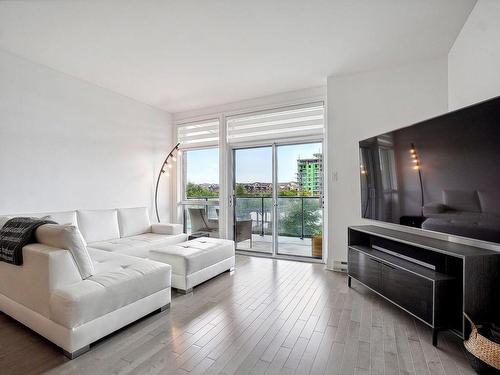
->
154;142;181;222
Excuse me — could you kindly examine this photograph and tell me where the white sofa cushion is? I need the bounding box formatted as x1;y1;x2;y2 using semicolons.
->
149;237;235;276
77;209;120;243
118;207;151;237
49;249;171;328
88;232;188;258
151;223;183;235
36;224;95;279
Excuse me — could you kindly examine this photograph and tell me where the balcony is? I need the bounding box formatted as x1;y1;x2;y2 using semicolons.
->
182;196;323;259
234;196;323;258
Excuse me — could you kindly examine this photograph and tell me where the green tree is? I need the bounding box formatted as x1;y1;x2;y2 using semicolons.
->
235;183;247;197
186;182;218;198
279;199;321;237
278;189;312;197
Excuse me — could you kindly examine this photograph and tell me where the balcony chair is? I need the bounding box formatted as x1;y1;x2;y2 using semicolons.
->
235;219;253;247
214;208;253;248
188;208;219;238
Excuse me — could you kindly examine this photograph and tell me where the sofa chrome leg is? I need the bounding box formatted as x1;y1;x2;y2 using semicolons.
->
159;303;170;312
226;267;235;273
176;288;193;294
63;345;90;360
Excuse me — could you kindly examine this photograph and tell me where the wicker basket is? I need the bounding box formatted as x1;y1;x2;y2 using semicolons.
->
463;313;500;374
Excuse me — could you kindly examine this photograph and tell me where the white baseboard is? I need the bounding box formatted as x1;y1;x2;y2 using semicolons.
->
329;260;347;272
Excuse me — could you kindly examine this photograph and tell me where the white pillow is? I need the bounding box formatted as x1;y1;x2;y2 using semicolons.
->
35;224;95;279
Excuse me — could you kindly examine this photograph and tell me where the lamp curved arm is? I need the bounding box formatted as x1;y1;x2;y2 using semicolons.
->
154;142;180;222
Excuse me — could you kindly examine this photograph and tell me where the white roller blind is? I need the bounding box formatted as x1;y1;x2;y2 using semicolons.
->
227;102;324;144
176;118;219;148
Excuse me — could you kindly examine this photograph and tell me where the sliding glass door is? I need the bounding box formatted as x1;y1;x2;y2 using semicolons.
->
233;146;273;253
232;142;323;259
276;143;323;258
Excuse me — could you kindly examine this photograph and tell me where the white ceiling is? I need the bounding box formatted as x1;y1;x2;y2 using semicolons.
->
0;0;476;113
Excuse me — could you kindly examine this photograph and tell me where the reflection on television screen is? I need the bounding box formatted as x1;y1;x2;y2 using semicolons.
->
359;96;500;244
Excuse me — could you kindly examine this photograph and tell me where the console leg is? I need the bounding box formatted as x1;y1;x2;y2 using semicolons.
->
348;276;352;288
63;345;90;360
432;329;438;346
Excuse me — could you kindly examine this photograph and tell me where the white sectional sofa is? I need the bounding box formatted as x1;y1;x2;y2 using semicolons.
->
0;241;172;359
0;207;186;359
0;206;235;359
71;207;234;293
22;207;188;257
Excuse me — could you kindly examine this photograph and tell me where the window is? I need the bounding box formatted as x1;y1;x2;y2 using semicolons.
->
176;117;221;235
184;148;219;199
177;118;219;149
226;102;324;145
176;118;220;200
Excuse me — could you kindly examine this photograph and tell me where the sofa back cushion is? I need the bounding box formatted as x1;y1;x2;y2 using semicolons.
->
117;207;151;237
35;224;95;279
442;190;480;213
478;191;500;214
77;209;120;243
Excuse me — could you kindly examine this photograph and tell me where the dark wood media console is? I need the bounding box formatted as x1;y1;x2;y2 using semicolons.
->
347;225;500;346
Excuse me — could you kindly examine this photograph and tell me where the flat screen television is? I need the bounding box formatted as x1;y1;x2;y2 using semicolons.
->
359;95;500;244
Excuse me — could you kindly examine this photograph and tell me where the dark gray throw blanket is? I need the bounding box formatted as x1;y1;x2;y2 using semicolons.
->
0;217;56;265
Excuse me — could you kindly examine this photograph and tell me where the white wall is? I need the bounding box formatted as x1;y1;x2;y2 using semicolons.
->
0;49;174;220
326;58;449;269
448;0;500;110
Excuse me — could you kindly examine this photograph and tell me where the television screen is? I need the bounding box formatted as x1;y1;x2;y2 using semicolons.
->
359;96;500;244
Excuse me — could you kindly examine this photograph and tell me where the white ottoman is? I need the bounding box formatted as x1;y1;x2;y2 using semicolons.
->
149;237;235;293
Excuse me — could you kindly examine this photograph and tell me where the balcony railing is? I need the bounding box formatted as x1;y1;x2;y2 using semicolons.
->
182;196;323;240
235;196;322;239
181;197;219;233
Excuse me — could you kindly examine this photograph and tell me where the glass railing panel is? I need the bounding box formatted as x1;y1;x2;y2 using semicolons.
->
277;196;323;259
234;196;272;253
182;199;220;237
277;197;302;238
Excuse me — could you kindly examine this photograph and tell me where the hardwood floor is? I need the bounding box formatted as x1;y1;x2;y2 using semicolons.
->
0;255;474;375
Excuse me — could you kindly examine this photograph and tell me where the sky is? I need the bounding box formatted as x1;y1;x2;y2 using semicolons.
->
186;143;322;184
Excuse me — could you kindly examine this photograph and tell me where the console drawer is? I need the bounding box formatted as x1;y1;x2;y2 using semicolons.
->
381;263;434;324
348;248;381;292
